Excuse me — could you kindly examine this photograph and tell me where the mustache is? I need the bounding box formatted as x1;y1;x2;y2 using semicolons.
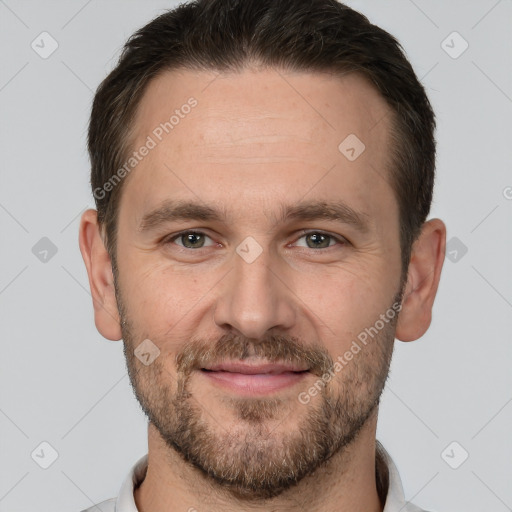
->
175;333;334;378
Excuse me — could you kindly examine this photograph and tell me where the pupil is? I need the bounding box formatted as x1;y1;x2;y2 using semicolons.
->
184;233;203;248
308;233;329;248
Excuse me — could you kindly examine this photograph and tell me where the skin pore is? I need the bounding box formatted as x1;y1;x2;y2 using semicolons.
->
79;68;446;512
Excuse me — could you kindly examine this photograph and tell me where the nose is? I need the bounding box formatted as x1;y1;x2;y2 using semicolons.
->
213;247;296;340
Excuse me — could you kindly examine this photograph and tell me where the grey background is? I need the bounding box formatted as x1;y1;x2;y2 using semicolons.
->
0;1;511;511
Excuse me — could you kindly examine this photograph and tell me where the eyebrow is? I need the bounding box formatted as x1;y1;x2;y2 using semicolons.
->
278;201;370;233
138;200;225;232
138;199;370;234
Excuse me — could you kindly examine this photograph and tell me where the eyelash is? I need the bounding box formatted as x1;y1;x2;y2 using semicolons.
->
163;230;348;250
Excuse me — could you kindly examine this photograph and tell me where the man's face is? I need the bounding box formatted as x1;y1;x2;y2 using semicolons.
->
114;68;404;499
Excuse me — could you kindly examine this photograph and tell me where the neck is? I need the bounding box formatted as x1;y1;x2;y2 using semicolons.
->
134;411;384;512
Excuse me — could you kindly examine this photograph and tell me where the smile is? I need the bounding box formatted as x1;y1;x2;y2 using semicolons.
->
200;361;310;395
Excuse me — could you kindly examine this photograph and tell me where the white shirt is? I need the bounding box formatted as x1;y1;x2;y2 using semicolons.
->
81;443;429;512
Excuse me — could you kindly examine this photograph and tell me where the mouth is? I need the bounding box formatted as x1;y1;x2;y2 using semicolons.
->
199;361;310;395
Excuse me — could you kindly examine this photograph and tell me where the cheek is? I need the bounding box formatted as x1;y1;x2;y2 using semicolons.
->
120;259;215;333
296;267;395;346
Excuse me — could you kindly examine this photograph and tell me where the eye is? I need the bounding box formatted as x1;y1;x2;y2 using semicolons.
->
293;231;346;249
166;231;216;249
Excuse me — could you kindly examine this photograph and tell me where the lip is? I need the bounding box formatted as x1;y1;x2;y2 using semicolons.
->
202;361;309;374
200;361;310;395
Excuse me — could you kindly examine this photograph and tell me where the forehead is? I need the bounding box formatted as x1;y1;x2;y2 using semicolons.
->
122;67;396;227
134;67;391;153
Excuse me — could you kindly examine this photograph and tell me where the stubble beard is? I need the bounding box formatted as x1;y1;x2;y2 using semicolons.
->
116;279;401;500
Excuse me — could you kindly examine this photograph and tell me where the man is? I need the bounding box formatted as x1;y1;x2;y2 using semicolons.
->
79;0;446;510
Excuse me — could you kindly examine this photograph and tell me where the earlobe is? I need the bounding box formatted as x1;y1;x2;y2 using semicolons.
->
395;218;446;342
78;209;122;341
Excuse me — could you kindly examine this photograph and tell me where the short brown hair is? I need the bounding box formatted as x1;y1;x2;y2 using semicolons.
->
88;0;436;276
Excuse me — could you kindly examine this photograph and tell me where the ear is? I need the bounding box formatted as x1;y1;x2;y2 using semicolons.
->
78;209;122;341
395;218;446;342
